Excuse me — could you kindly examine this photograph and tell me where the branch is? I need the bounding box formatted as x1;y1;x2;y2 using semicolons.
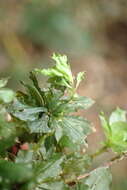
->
90;145;108;159
77;152;127;181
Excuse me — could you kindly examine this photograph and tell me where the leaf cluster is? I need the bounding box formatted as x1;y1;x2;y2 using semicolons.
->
0;53;126;190
100;108;127;153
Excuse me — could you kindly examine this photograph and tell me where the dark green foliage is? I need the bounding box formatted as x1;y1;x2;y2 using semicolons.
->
0;53;126;189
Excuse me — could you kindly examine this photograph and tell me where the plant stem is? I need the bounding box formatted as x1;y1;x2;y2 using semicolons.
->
91;145;108;159
107;152;127;167
77;152;127;181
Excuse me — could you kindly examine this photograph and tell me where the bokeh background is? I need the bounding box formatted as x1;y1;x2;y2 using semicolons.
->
0;1;127;189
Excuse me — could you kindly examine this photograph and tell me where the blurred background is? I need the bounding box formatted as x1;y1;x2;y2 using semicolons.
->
0;0;127;189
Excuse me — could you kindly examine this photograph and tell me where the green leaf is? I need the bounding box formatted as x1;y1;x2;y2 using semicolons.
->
52;53;73;83
51;115;92;145
84;167;112;190
12;107;47;122
0;89;15;103
42;88;64;114
61;116;92;145
27;115;51;133
55;124;63;142
36;154;64;183
21;81;44;106
29;71;41;92
63;154;91;180
76;72;85;88
39;68;63;77
15;150;33;164
67;96;94;112
109;107;126;125
0;78;9;88
59;135;76;150
11;99;29;110
0;114;14;138
55;116;91;144
37;181;69;190
0;115;16;155
99;112;111;137
74;183;89;190
110;121;127;152
0;160;33;183
35;53;74;89
100;109;127;153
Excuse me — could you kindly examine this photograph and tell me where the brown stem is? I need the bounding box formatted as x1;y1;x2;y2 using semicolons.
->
77;152;127;181
91;145;108;159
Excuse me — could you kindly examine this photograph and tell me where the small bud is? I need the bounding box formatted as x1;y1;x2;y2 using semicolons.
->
20;143;29;150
